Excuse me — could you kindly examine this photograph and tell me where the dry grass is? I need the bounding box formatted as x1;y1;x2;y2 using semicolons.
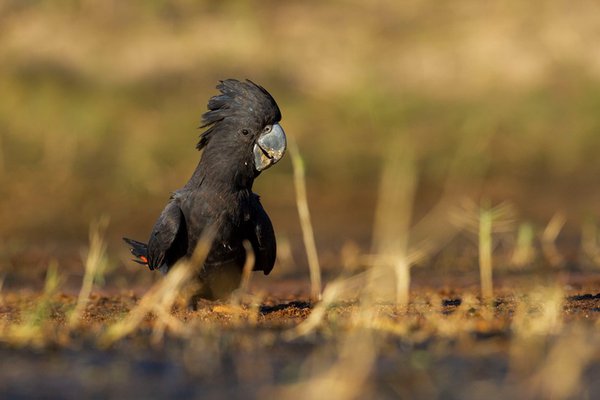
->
289;137;322;301
371;139;417;306
102;225;216;345
69;217;109;326
542;212;568;267
0;261;62;347
0;232;599;398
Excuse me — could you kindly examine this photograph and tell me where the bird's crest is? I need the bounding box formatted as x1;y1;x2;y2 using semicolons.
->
197;79;282;150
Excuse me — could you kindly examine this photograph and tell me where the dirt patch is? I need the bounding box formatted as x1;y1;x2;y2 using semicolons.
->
2;275;600;399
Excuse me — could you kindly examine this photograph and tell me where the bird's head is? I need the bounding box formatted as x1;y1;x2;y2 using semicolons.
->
197;79;286;177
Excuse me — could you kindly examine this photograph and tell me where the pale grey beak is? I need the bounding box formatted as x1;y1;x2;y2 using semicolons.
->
253;123;286;171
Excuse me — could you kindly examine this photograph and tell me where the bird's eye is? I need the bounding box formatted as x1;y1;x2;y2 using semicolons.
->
241;129;250;136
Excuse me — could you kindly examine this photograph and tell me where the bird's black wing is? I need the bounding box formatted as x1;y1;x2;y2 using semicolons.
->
147;200;187;271
247;194;276;275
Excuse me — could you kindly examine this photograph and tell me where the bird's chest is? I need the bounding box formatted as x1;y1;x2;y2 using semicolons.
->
185;189;251;224
206;211;252;267
185;192;252;263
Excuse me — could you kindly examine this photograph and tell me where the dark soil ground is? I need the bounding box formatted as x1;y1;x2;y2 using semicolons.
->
2;269;600;399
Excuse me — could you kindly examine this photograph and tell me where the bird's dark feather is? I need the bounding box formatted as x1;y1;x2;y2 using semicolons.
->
147;199;188;271
123;237;150;265
197;79;281;150
246;194;276;274
124;78;281;300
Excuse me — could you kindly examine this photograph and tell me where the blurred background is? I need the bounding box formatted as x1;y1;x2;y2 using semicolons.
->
2;0;600;286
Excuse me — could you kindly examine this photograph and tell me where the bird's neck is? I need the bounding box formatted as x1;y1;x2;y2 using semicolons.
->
187;151;256;193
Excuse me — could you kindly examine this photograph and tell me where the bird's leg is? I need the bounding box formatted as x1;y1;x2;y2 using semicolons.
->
186;280;215;311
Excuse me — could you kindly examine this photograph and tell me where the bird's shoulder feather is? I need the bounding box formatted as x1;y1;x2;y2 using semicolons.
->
245;193;276;275
147;198;187;270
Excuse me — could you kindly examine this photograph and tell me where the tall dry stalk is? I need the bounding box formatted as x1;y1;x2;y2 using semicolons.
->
371;140;417;305
288;137;322;301
581;219;600;265
228;240;258;321
451;200;514;303
511;222;535;268
69;218;109;326
478;205;494;302
542;212;566;267
238;240;255;295
479;202;514;302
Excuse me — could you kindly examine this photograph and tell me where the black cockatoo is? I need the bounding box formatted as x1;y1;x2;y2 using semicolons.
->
124;79;286;300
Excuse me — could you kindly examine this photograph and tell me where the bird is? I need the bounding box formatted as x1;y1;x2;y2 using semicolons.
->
123;79;286;301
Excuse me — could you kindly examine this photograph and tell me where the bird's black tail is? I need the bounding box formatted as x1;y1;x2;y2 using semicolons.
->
123;237;150;267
